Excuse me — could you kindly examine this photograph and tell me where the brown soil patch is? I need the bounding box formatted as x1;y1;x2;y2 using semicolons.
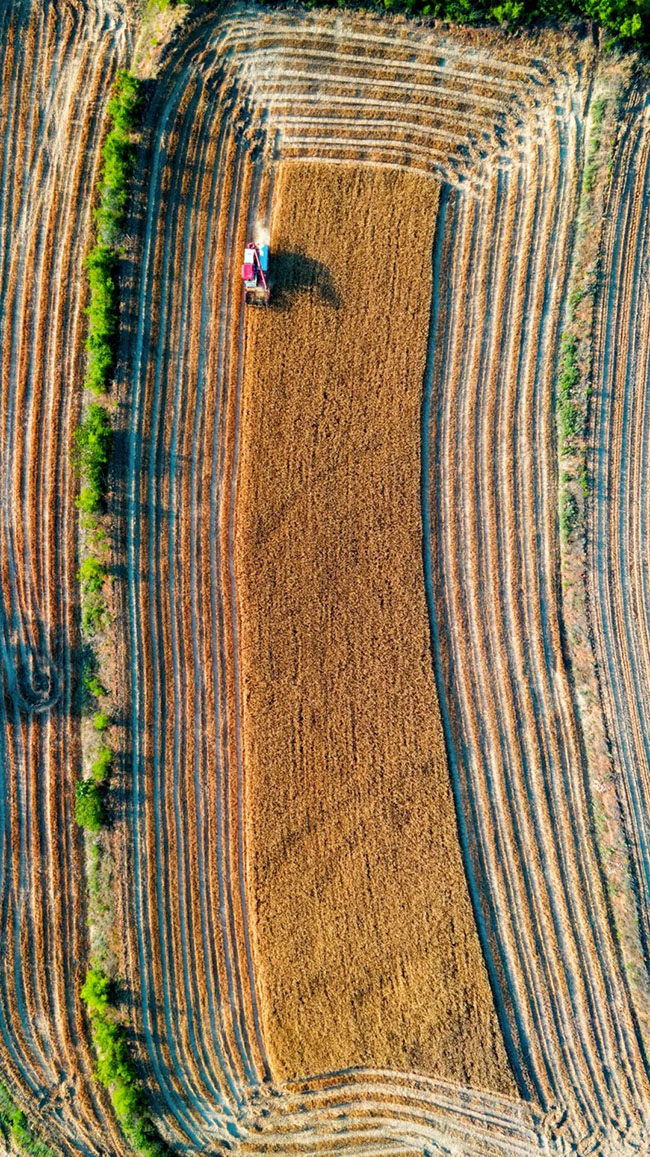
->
236;161;515;1093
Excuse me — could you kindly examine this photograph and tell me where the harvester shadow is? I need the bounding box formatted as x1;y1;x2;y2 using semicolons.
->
268;249;340;310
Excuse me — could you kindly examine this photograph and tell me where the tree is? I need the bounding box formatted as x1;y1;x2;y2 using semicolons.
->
81;968;112;1013
75;779;104;832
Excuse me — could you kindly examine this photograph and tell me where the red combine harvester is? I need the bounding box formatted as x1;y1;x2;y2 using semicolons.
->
241;242;270;305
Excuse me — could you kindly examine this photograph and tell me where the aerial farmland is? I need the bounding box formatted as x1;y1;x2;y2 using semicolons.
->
3;0;650;1154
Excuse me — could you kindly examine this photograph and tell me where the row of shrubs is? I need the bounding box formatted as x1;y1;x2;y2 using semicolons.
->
0;1084;53;1157
559;288;586;541
75;404;113;519
74;73;139;823
155;0;650;42
74;70;169;1157
558;334;581;452
81;972;169;1157
557;97;612;541
403;0;647;43
255;0;650;45
86;71;142;396
75;697;113;831
74;71;139;810
76;72;141;626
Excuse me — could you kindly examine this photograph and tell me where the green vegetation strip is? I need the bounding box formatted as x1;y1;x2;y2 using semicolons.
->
74;68;138;832
73;71;170;1157
556;95;610;544
86;71;141;395
81;973;168;1157
258;0;648;46
151;0;650;46
0;1085;54;1157
558;334;583;539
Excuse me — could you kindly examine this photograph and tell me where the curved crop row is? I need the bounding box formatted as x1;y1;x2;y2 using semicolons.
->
587;88;650;1058
422;70;650;1154
118;58;271;1150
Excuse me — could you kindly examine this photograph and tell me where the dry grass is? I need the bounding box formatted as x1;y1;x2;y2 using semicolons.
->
236;162;515;1093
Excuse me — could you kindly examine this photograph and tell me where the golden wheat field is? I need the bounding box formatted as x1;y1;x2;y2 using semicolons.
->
4;1;650;1156
238;162;514;1092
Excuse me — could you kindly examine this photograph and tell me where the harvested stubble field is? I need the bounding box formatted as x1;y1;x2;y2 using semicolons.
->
0;1;129;1153
6;1;650;1156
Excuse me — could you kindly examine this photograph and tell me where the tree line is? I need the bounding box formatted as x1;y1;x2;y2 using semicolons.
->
174;0;650;47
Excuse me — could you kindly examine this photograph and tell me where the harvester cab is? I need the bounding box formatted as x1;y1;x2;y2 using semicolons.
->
241;242;270;306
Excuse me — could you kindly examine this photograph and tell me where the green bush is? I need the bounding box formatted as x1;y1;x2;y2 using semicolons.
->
77;483;103;515
92;746;114;783
489;0;524;19
75;779;104;832
86;246;117;329
82;589;108;636
559;399;581;443
94;71;142;252
113;1082;143;1121
75;405;113;508
85;246;118;395
84;672;107;699
592;97;607;128
81;968;171;1157
93;711;110;732
125;1121;169;1157
103;134;137;199
581;459;589;495
558;335;583;450
81;968;112;1013
93;1017;134;1087
0;1084;53;1157
569;285;588;315
583;161;597;194
79;556;107;593
107;71;142;136
560;490;580;538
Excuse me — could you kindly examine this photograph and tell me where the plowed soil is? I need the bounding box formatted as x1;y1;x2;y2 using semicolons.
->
236;162;514;1093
